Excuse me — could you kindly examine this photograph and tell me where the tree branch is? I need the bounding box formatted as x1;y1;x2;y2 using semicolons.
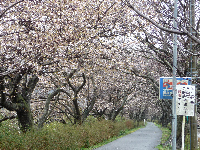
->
182;27;200;44
118;68;159;93
52;105;73;124
125;0;185;35
0;115;17;123
77;73;86;93
38;88;71;128
81;76;97;121
57;101;75;118
65;69;77;92
124;0;200;44
0;0;24;18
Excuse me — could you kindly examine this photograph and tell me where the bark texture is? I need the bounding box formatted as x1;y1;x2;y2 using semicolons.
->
0;68;38;132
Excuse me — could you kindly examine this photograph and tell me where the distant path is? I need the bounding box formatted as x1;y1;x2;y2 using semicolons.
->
94;122;162;150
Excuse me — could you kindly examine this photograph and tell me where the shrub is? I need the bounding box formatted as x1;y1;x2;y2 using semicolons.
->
0;119;144;149
125;120;133;129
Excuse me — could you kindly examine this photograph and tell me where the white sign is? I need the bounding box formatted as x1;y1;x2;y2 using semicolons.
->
176;85;195;116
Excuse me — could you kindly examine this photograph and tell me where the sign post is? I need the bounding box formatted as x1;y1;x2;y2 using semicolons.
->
159;77;192;149
176;85;196;150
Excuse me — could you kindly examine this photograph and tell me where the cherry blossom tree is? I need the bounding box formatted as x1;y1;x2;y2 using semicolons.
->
0;0;141;130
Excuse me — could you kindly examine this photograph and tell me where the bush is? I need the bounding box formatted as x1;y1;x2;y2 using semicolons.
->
0;119;144;149
125;120;134;129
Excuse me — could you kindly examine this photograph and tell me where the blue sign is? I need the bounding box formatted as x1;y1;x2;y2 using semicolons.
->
159;77;192;99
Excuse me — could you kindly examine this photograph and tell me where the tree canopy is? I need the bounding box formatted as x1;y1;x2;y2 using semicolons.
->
0;0;199;133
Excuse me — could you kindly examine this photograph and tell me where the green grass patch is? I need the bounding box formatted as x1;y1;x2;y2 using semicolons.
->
0;117;145;150
155;122;193;150
88;121;146;150
154;123;172;150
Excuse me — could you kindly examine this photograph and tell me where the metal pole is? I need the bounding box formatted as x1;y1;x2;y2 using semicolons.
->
172;0;178;149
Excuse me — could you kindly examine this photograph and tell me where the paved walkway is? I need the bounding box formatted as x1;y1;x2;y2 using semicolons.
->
94;122;162;150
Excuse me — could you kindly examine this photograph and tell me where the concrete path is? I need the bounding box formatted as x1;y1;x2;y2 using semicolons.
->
94;122;162;150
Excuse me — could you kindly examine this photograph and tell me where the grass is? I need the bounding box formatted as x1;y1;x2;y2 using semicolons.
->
154;122;198;150
88;121;146;150
155;123;172;150
0;117;145;150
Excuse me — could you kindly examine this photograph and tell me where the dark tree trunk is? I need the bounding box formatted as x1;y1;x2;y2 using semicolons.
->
14;92;34;132
92;107;107;120
81;76;97;122
17;107;33;132
17;74;38;132
73;94;82;124
0;71;38;132
67;71;86;125
106;95;127;121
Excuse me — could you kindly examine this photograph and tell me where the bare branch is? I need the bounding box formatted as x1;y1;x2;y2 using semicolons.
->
81;76;97;121
196;18;200;32
118;68;159;93
67;71;86;93
52;105;73;124
95;2;117;26
67;78;76;92
124;0;200;44
57;101;74;118
0;0;24;18
182;27;200;44
64;69;77;91
125;0;185;35
38;88;71;128
77;73;86;93
103;2;116;16
0;115;17;123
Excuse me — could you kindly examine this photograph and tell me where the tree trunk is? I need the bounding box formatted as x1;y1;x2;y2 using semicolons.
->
81;76;97;122
38;88;70;128
17;107;33;132
73;95;82;125
16;74;38;132
67;71;86;124
0;72;38;132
